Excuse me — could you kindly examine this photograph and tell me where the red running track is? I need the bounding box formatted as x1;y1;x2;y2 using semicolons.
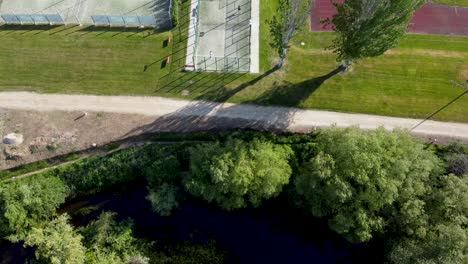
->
310;0;468;36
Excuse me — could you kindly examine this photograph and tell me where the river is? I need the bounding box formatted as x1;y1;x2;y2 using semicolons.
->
0;187;383;263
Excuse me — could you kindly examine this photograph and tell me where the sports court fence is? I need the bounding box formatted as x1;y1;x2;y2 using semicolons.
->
194;55;250;72
0;0;172;29
91;15;157;27
190;0;252;73
1;14;65;25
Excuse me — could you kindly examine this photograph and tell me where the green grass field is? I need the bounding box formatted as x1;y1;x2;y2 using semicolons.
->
0;25;173;95
434;0;468;7
0;0;467;123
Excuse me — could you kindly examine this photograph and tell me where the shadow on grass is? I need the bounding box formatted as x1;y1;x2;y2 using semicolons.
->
197;66;280;102
122;66;345;137
411;89;468;131
0;24;60;35
0;24;161;38
250;65;345;107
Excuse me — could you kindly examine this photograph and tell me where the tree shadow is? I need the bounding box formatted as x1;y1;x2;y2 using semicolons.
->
107;66;345;140
196;66;281;102
251;65;345;107
121;99;300;139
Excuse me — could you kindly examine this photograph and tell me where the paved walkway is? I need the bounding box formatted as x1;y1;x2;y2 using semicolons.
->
1;92;467;141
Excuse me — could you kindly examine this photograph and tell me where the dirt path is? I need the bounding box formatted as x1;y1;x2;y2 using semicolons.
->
1;92;467;142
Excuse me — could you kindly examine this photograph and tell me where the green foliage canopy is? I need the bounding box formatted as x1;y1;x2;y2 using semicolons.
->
295;127;440;242
79;211;149;264
185;139;293;210
269;0;313;67
326;0;425;63
388;175;468;264
0;176;69;242
147;183;180;216
24;214;86;264
143;148;183;216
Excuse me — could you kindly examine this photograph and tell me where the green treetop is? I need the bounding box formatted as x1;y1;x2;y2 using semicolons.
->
326;0;426;67
185;138;293;210
295;127;440;242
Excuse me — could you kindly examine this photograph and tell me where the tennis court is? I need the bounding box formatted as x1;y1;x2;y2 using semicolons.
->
188;0;254;73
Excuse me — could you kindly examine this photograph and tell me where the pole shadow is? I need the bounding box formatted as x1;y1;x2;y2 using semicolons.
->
411;89;468;131
251;65;345;107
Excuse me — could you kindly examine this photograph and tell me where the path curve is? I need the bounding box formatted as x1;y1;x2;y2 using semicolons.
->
0;92;467;141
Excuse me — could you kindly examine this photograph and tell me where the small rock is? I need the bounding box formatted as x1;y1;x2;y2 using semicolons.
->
3;133;24;145
181;90;190;96
92;143;97;147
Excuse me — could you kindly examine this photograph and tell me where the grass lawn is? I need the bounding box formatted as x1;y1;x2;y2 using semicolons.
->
0;25;173;95
0;0;467;123
433;0;468;7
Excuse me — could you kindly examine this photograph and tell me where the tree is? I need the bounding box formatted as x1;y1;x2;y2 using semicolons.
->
24;214;86;264
387;175;468;263
185;139;293;210
144;152;183;216
144;153;181;188
440;141;468;176
79;211;149;264
146;183;180;216
325;0;425;68
167;241;226;264
269;0;313;68
445;153;468;177
295;127;440;242
0;176;69;241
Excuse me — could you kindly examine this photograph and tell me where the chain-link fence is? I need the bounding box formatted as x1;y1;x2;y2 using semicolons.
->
194;55;250;72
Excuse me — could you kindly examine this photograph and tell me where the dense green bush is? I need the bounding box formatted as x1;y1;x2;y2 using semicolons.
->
24;214;85;264
0;161;49;180
295;127;441;242
388;175;468;264
1;130;466;263
147;183;180;216
54;147;143;197
185;138;293;210
79;212;150;263
0;175;69;242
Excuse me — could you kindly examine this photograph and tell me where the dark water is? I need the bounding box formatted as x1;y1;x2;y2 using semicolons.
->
73;188;382;264
1;188;383;264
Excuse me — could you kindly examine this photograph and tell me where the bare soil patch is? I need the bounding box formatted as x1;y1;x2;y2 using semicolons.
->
0;109;158;169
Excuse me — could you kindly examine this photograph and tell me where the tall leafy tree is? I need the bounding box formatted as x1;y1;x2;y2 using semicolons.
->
388;175;468;264
79;211;149;264
185;139;293;210
325;0;426;67
144;151;183;216
295;127;440;242
0;176;69;241
147;183;180;216
269;0;313;68
24;214;85;264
